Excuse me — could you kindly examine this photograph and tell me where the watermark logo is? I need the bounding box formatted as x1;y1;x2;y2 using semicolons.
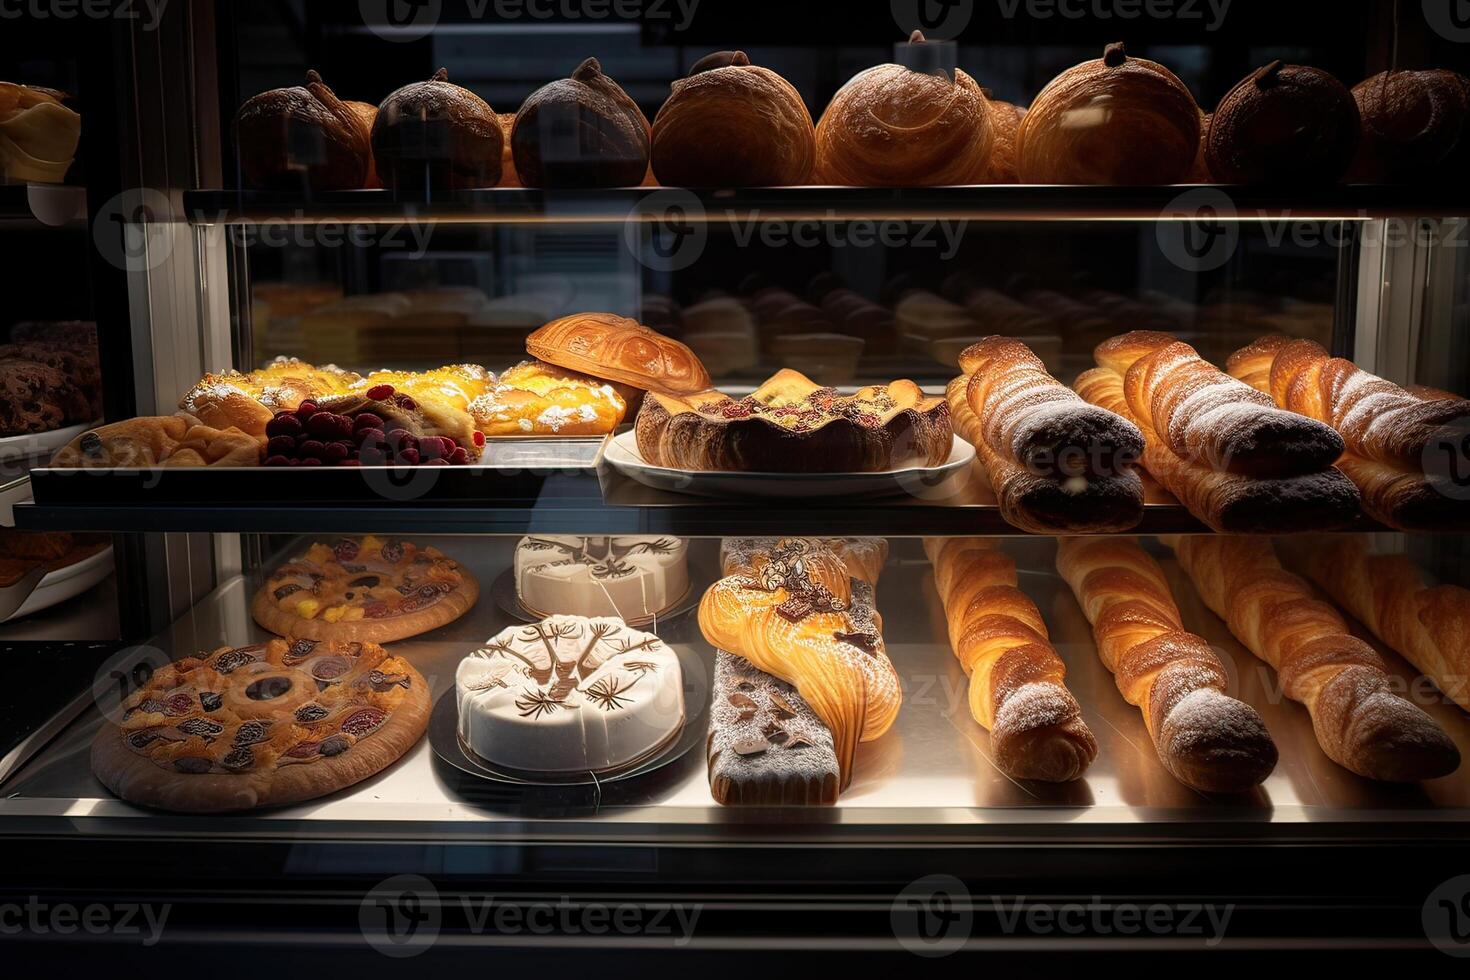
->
892;0;974;38
92;645;174;725
891;874;972;957
995;897;1233;945
0;898;170;946
994;0;1231;31
1157;187;1239;273
1424;875;1470;956
93;188;175;274
360;0;442;41
624;188;708;272
361;874;442;958
0;0;169;30
1424;415;1470;502
1424;0;1470;42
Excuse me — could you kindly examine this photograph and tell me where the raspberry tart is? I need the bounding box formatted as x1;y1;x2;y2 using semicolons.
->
252;536;479;643
261;384;482;468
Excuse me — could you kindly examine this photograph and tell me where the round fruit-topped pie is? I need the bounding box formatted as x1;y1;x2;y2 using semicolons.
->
635;368;952;472
91;637;429;812
252;536;479;643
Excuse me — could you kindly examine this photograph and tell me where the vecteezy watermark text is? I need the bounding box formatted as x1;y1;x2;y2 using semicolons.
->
360;0;700;42
729;211;968;260
0;0;168;29
0;897;170;946
995;0;1231;30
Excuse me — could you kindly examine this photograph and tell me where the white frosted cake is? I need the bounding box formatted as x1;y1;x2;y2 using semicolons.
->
456;616;686;774
514;535;689;621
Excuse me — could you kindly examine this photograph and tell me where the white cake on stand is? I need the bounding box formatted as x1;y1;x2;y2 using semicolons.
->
514;535;689;622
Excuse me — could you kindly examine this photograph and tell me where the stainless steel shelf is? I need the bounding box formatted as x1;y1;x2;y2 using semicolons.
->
4;536;1468;843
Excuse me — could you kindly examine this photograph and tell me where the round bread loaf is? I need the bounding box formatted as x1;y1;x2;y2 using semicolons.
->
526;312;712;395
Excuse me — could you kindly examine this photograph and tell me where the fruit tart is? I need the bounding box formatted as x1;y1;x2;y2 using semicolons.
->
252;536;479;643
635;368;952;472
262;384;482;467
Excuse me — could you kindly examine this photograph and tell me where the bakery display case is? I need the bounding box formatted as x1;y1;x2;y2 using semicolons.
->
8;0;1470;965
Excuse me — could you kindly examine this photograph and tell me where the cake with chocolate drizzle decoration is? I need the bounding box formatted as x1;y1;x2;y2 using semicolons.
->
514;535;689;621
455;616;686;775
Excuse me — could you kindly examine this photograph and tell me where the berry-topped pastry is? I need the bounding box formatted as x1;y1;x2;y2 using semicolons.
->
252;536;479;643
261;383;483;467
635;368;952;472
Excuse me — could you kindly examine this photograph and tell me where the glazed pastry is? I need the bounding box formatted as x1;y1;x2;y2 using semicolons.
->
1055;536;1277;793
651;50;814;187
1017;43;1201;184
925;537;1097;782
953;338;1145;534
253;536;478;643
815;32;993;186
0;81;80;183
52;415;260;468
512;57;650;188
1205;61;1360;184
981;95;1026;183
1074;365;1360;533
700;538;899;791
1278;535;1470;713
351;364;493;415
1350;70;1470;182
456;617;684;775
1227;335;1470;530
1165;534;1459;782
514;535;688;620
180;358;360;438
234;71;373;192
637;369;952;473
720;536;888;586
526;312;711;395
707;651;840;806
91;638;428;813
372;68;502;191
469;360;628;436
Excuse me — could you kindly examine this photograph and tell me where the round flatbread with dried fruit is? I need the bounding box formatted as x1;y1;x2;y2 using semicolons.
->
91;637;429;812
252;536;478;643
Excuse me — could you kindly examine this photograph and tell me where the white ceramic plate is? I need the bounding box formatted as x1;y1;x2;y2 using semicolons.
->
3;546;114;623
0;421;93;464
603;430;976;500
0;476;31;527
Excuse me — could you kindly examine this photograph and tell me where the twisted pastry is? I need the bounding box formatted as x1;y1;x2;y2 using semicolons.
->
1074;366;1360;533
951;338;1144;534
925;537;1097;782
1163;534;1459;782
1055;537;1277;792
1095;330;1344;477
699;538;900;791
1278;535;1470;713
1226;335;1470;530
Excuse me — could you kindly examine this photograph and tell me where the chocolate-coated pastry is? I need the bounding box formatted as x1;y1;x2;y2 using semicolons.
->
1349;69;1470;182
651;50;814;186
815;31;993;186
1206;61;1360;184
512;57;650;188
234;71;372;192
1017;42;1200;184
372;68;502;192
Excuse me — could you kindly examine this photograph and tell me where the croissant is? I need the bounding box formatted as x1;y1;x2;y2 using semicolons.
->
1016;43;1200;185
814;32;993;187
1095;330;1345;477
925;537;1096;781
1074;366;1361;533
1278;535;1470;713
1055;537;1277;792
699;538;900;791
651;51;814;187
1164;534;1459;782
1226;335;1470;530
1205;61;1360;185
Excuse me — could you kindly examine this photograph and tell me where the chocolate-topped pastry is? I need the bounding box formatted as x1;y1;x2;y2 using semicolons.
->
234;70;373;192
707;650;840;806
372;68;503;192
511;57;650;188
1206;61;1360;184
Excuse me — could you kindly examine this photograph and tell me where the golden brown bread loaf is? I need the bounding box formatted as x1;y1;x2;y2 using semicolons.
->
1017;43;1200;185
512;57;650;188
1074;365;1361;533
814;32;993;187
1056;536;1277;793
651;51;814;187
926;537;1097;782
1164;534;1459;782
372;68;502;192
526;312;711;395
700;538;900;793
1278;535;1470;713
234;71;373;192
1205;61;1360;185
1349;69;1470;182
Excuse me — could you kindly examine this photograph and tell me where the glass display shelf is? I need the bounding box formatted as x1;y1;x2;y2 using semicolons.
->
3;536;1466;845
0;183;87;227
